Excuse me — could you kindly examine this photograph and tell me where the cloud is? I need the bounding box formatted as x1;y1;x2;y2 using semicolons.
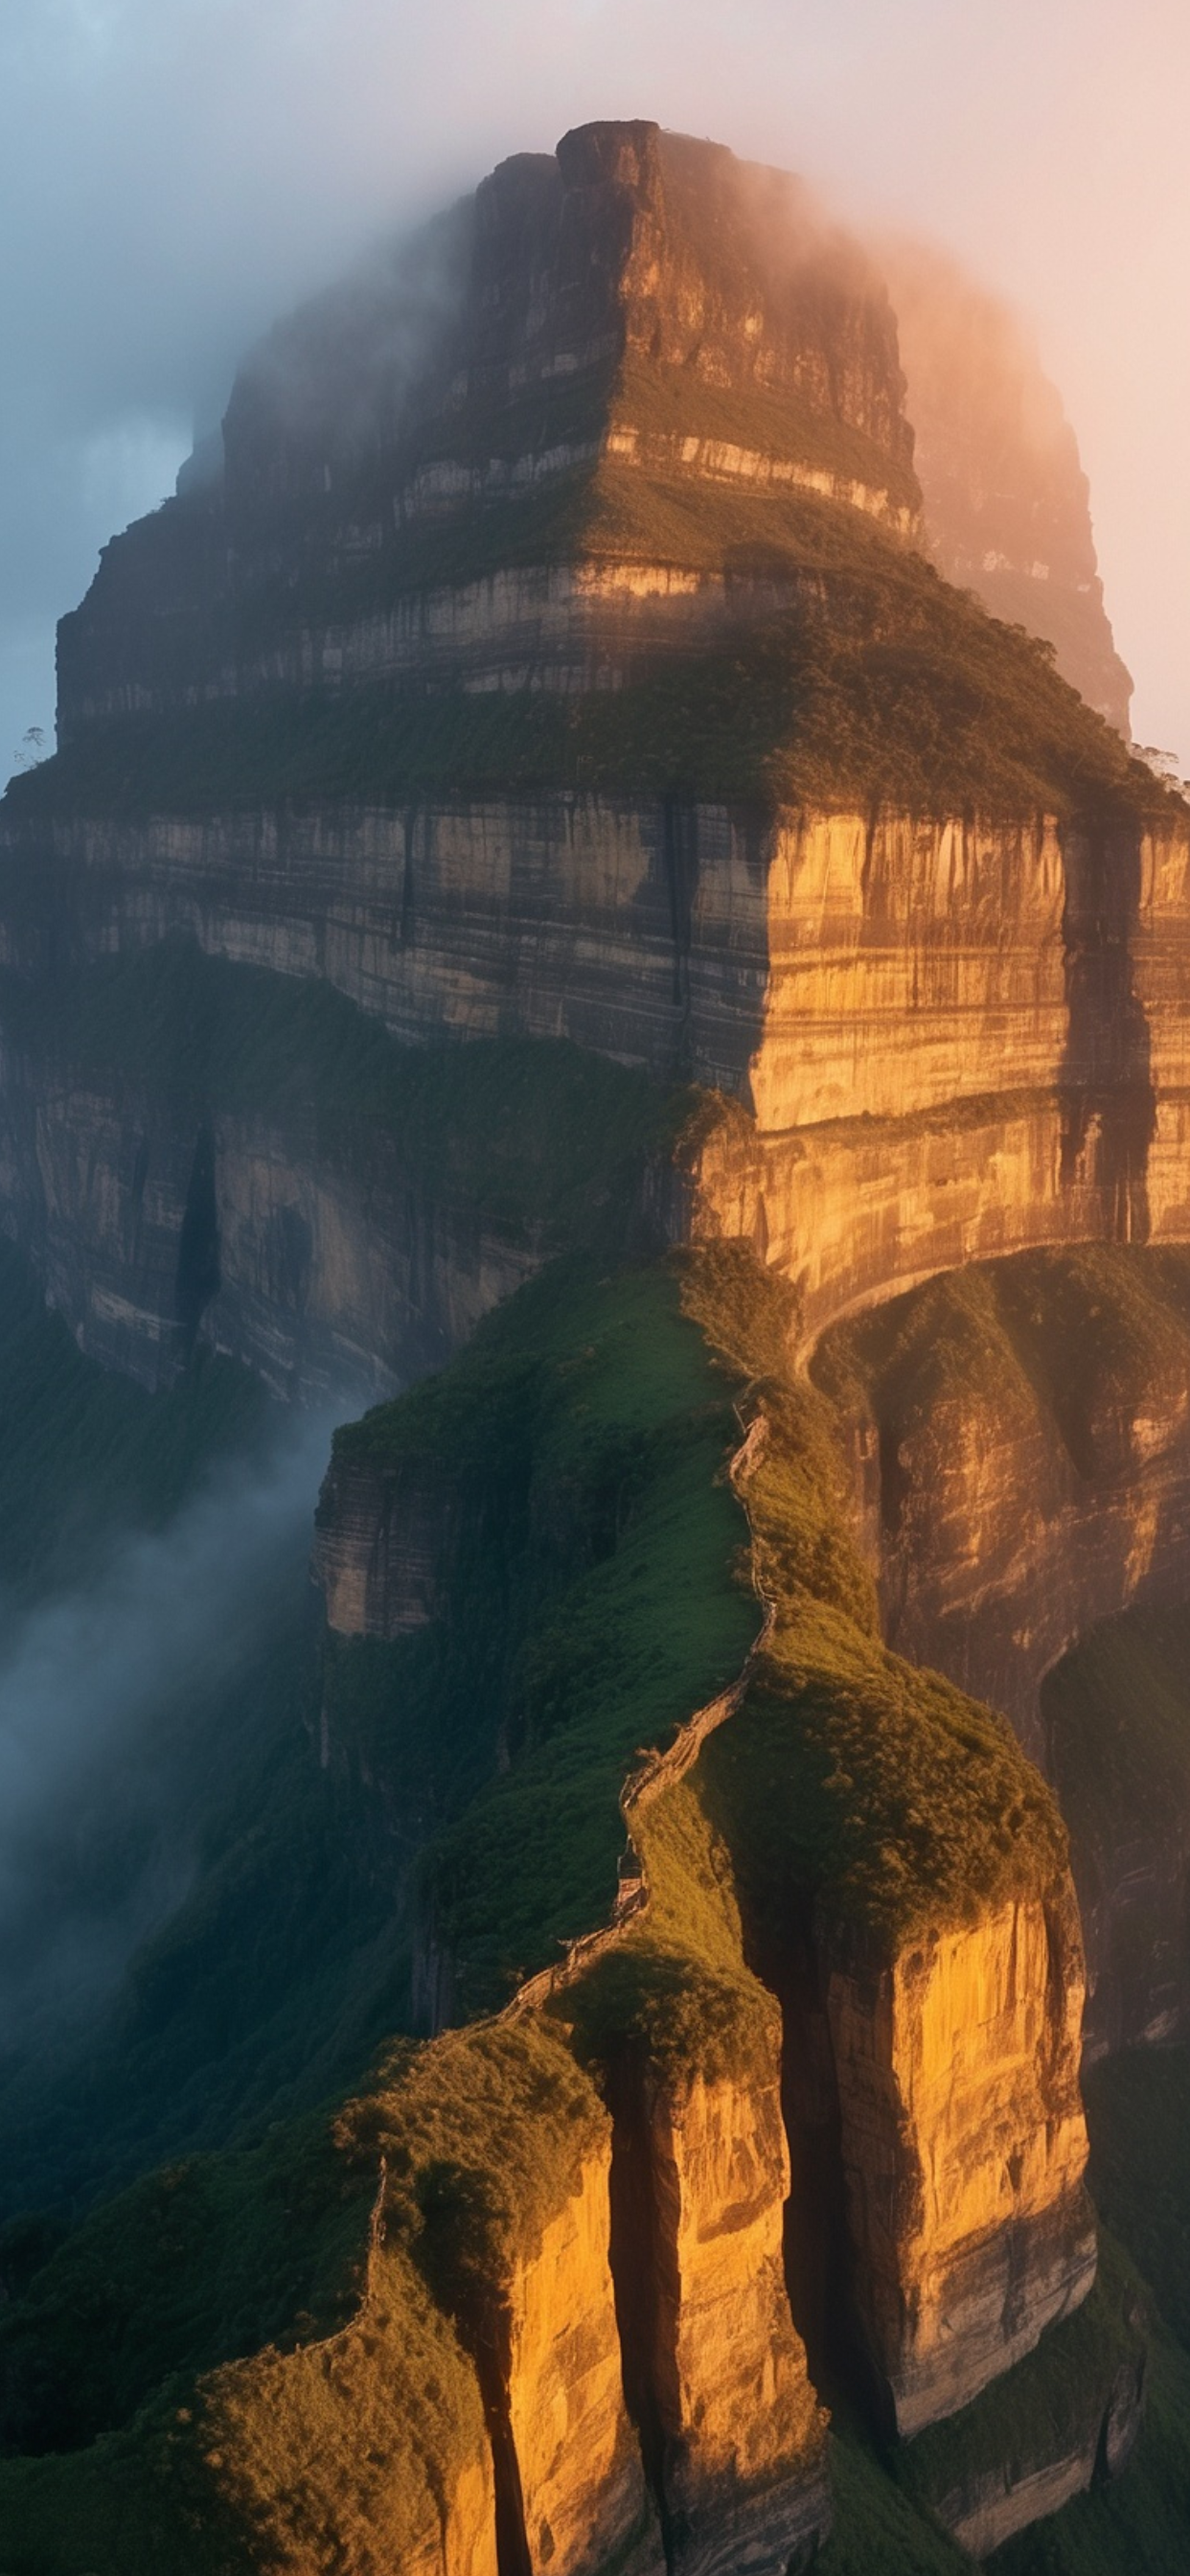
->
2;0;1189;759
0;1404;336;2046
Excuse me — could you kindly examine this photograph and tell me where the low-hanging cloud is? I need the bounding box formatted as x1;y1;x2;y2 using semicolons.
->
0;1404;338;2049
2;1;1190;761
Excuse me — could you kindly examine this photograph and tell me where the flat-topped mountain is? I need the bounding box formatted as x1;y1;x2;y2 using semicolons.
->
0;118;1189;2576
55;120;918;747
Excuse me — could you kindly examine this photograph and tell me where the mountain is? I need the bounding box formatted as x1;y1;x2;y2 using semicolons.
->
883;237;1133;732
0;119;1188;2576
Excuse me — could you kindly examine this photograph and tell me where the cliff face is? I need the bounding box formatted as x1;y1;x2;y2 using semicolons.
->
55;121;916;743
1;792;1185;1393
882;238;1133;732
827;1895;1094;2436
609;2045;829;2575
814;1248;1190;2056
497;2132;663;2576
813;1249;1190;1757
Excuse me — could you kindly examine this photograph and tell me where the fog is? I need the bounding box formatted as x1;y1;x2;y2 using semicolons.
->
0;1405;338;2049
3;1;1189;772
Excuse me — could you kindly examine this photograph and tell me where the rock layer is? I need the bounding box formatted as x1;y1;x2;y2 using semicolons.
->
501;2137;664;2576
608;2043;829;2576
825;1893;1094;2436
56;122;917;741
1;794;1186;1396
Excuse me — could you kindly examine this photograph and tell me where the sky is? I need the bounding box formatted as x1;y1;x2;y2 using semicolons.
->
3;0;1190;770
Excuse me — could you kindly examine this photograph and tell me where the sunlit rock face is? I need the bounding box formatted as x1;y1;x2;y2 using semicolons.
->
2;793;1186;1400
607;2035;830;2576
881;237;1133;732
500;2135;664;2576
825;1892;1094;2437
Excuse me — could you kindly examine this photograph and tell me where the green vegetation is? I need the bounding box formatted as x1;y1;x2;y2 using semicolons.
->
327;1255;759;2018
0;2019;598;2576
561;1775;777;2089
685;1244;1065;1946
0;2115;370;2457
707;1603;1065;1947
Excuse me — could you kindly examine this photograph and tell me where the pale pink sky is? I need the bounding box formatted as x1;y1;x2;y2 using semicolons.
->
3;0;1188;764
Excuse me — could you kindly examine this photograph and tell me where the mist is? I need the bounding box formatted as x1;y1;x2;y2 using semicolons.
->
0;1404;339;2051
3;1;1190;773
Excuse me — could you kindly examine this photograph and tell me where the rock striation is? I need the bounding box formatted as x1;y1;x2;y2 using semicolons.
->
54;122;916;740
825;1896;1095;2436
814;1247;1190;2056
606;2041;829;2574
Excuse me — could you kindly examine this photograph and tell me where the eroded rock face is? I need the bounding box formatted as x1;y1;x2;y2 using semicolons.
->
0;1036;548;1401
609;2042;830;2576
826;1890;1095;2436
3;794;1186;1398
816;1272;1190;1763
313;1452;455;1635
56;122;916;740
503;2139;664;2576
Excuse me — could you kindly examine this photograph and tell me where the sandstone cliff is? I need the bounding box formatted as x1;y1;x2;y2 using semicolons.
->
813;1247;1190;2056
53;121;917;743
825;1894;1094;2436
604;2037;829;2574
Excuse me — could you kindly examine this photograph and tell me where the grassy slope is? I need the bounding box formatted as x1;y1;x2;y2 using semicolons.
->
325;1255;760;2019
